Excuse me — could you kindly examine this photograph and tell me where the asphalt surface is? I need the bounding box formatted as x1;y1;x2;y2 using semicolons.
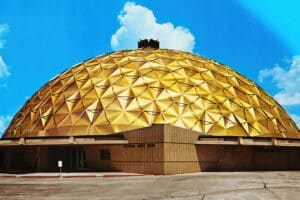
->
0;171;300;200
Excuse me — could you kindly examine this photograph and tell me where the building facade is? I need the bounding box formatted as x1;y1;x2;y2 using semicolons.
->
1;40;300;174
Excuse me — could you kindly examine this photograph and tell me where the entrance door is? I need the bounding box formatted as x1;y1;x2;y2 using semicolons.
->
47;146;87;171
70;147;87;170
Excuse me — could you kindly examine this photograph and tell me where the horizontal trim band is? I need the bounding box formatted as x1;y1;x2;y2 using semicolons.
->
0;136;128;146
195;137;300;147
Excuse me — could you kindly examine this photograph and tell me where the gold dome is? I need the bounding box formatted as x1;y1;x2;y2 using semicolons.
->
3;49;299;138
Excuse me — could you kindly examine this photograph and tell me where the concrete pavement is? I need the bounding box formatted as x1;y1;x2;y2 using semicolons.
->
0;171;300;199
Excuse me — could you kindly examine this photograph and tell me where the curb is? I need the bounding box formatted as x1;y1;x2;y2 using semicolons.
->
0;174;148;179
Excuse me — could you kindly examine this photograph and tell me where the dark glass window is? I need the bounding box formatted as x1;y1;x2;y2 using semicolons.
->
124;144;135;148
100;149;111;160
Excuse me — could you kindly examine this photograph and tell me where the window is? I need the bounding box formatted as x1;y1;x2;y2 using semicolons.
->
100;149;111;160
137;144;146;148
254;146;278;152
124;144;135;148
146;143;155;147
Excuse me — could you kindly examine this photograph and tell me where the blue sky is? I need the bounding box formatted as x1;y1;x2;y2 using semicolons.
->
0;0;300;135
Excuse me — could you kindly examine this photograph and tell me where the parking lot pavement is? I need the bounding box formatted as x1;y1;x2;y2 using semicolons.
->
0;171;300;200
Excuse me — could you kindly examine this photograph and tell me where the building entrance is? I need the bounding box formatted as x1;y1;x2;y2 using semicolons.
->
70;147;87;170
47;146;87;171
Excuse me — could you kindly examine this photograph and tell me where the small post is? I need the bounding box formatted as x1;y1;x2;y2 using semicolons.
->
58;160;63;179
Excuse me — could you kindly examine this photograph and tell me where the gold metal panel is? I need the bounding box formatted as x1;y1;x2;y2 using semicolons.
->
3;49;299;138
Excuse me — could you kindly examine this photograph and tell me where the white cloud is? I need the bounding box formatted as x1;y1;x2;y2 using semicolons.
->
0;23;10;80
290;114;300;129
111;2;195;52
0;56;10;79
0;115;12;134
259;56;300;128
258;56;300;106
0;24;9;49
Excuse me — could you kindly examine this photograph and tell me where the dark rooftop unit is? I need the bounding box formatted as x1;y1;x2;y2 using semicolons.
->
138;39;159;49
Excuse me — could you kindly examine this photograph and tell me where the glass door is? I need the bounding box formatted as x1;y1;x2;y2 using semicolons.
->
69;147;87;170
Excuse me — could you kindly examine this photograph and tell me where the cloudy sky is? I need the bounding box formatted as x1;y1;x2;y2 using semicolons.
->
0;0;300;135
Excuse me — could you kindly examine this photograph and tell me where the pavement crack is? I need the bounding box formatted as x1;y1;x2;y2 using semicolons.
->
201;194;206;200
258;176;281;200
144;192;204;200
263;182;267;189
258;176;269;190
174;177;189;182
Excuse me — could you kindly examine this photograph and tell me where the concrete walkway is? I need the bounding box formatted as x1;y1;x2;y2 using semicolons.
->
0;172;148;179
1;171;300;199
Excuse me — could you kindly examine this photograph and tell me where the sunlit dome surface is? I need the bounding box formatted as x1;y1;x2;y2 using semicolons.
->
3;49;299;138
